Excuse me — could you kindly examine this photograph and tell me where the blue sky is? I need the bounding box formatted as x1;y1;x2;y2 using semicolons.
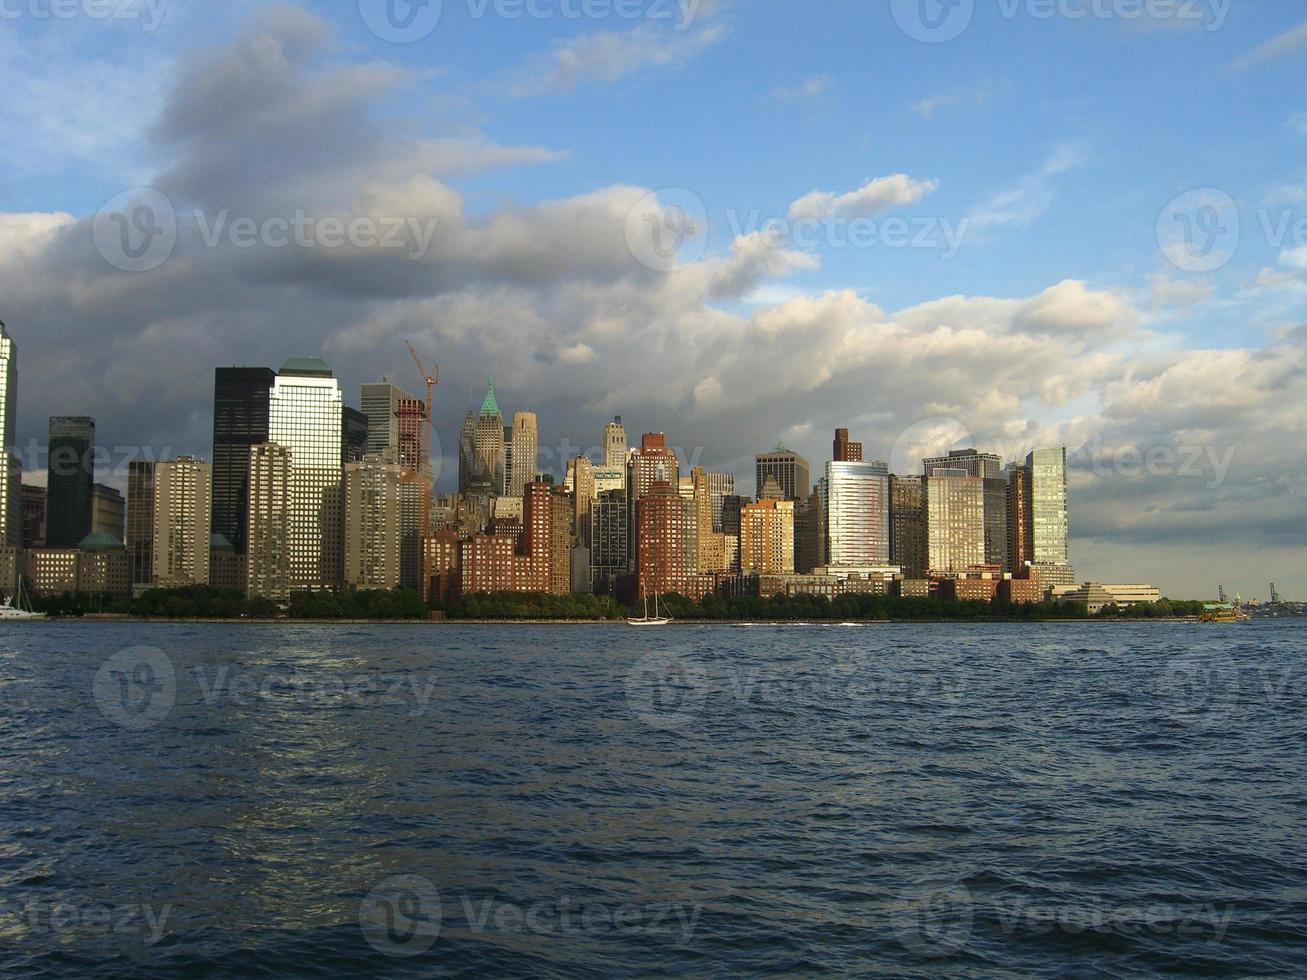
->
1;0;1306;596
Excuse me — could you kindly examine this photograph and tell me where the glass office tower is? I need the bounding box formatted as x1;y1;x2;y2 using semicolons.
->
45;416;95;548
212;367;276;555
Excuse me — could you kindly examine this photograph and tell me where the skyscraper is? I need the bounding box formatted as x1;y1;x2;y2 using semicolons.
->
628;433;680;506
890;475;926;579
268;358;344;592
212;367;275;555
0;322;18;547
756;448;810;502
1027;447;1070;566
361;381;423;468
344;457;405;591
739;499;795;575
590;489;628;595
126;461;157;587
91;484;125;542
604;416;628;471
46;417;95;548
692;466;729;574
507;412;538;498
925;470;986;573
153;456;212;587
1006;462;1031;574
833;428;863;463
924;449;1008;569
471;378;506;495
246;442;292;601
822;458;889;566
635;479;699;600
342;407;369;464
20;484;45;550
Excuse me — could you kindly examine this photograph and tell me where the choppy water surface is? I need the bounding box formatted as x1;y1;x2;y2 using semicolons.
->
0;621;1304;976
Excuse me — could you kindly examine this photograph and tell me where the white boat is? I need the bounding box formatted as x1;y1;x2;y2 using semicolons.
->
0;577;45;621
628;592;672;626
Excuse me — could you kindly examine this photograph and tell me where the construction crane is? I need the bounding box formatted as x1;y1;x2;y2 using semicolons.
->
1270;583;1282;605
1218;585;1228;604
404;340;439;482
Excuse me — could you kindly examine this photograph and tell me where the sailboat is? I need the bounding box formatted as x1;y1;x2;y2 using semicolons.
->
627;590;672;627
0;576;46;621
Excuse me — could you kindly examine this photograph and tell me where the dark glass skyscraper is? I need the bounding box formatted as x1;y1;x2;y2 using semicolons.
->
342;407;369;463
46;416;95;547
212;367;275;555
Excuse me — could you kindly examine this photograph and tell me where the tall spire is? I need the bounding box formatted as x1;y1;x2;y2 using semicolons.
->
480;375;500;418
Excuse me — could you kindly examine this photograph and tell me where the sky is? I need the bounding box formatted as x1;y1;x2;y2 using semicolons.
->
1;0;1305;599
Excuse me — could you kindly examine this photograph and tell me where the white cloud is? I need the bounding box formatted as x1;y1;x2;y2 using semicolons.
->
1146;272;1216;311
1229;21;1307;72
968;144;1085;231
913;81;1001;119
768;75;832;105
788;174;939;221
513;22;726;93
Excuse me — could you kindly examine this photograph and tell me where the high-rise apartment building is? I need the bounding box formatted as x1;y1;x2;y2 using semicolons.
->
1006;463;1031;574
344;456;406;591
924;449;1008;569
634;480;700;600
126;461;156;587
568;455;596;549
507;412;538;498
822;458;889;566
153;456;212;587
212;367;275;555
604;417;628;471
549;490;573;595
692;466;730;574
46;417;95;548
628;433;680;506
756;448;810;502
590;489;628;595
0;322;18;547
925;470;986;573
268;358;344;592
739;499;795;575
246;442;292;601
833;428;863;463
889;475;926;579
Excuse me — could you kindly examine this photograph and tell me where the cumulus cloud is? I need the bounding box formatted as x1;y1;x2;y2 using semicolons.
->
788;174;939;221
3;5;1305;597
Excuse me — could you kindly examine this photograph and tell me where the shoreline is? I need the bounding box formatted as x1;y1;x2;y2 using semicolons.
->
6;616;1211;626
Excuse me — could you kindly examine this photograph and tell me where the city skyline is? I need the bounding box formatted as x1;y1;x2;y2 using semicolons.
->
3;4;1306;598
